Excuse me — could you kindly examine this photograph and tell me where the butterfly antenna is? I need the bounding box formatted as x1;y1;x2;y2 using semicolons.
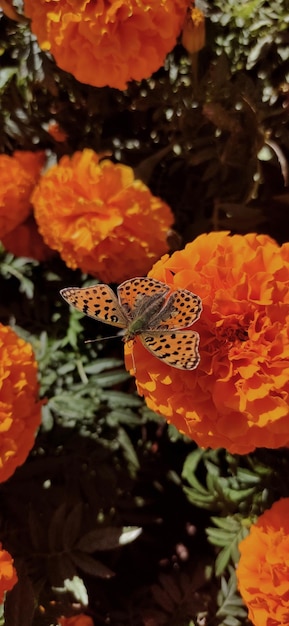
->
84;335;120;344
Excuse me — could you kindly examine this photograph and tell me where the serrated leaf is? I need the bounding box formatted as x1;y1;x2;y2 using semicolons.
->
48;395;96;421
76;527;123;553
182;449;207;493
215;544;234;576
235;467;262;484
158;573;183;605
48;554;78;586
151;584;175;613
206;528;233;547
57;362;77;375
116;427;140;473
210;517;241;532
63;503;83;550
221;616;244;626
71;551;115;578
0;67;18;89
223;487;255;504
217;569;247;621
103;390;142;409
167;423;188;442
41;403;54;431
183;486;217;509
48;503;67;551
207;518;248;575
84;359;124;374
106;408;140;427
182;448;205;476
76;525;141;552
92;370;129;387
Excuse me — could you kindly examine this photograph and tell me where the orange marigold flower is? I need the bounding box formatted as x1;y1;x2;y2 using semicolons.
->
0;324;42;482
0;151;45;239
58;615;94;626
237;498;289;626
32;149;173;283
182;6;206;54
1;215;55;262
124;232;289;454
0;543;18;604
47;121;68;143
23;0;190;90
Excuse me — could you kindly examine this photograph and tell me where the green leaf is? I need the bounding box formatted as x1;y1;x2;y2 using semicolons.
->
182;449;207;491
84;359;124;374
215;544;235;576
70;551;115;578
91;370;130;387
63;503;83;550
207;517;249;575
106;408;141;427
48;503;68;551
116;427;140;474
102;390;142;409
76;525;142;552
0;67;18;89
216;568;247;624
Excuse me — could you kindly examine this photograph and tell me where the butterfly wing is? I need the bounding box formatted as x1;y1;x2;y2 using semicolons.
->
151;289;202;330
140;330;200;370
117;277;169;317
60;285;128;328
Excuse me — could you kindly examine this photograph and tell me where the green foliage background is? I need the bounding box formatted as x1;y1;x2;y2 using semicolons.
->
1;1;289;624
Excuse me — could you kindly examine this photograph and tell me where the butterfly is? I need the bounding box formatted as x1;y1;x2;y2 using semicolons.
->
60;277;202;370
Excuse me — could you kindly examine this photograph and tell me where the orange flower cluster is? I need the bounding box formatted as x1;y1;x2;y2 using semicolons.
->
32;149;173;284
23;0;189;90
237;498;289;626
2;216;55;263
0;324;42;482
0;543;18;603
58;615;94;626
0;150;52;261
125;232;289;454
0;151;44;238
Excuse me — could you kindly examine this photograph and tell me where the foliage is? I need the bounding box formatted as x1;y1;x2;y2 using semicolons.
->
182;447;289;578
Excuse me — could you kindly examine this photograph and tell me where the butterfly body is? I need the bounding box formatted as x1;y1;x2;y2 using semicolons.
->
122;290;173;341
60;277;202;370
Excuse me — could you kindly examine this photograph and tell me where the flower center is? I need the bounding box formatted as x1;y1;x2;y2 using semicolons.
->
219;323;249;344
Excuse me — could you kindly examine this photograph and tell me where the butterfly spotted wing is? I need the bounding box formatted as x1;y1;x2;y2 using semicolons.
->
60;285;129;328
141;329;200;370
149;289;202;330
117;277;170;317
